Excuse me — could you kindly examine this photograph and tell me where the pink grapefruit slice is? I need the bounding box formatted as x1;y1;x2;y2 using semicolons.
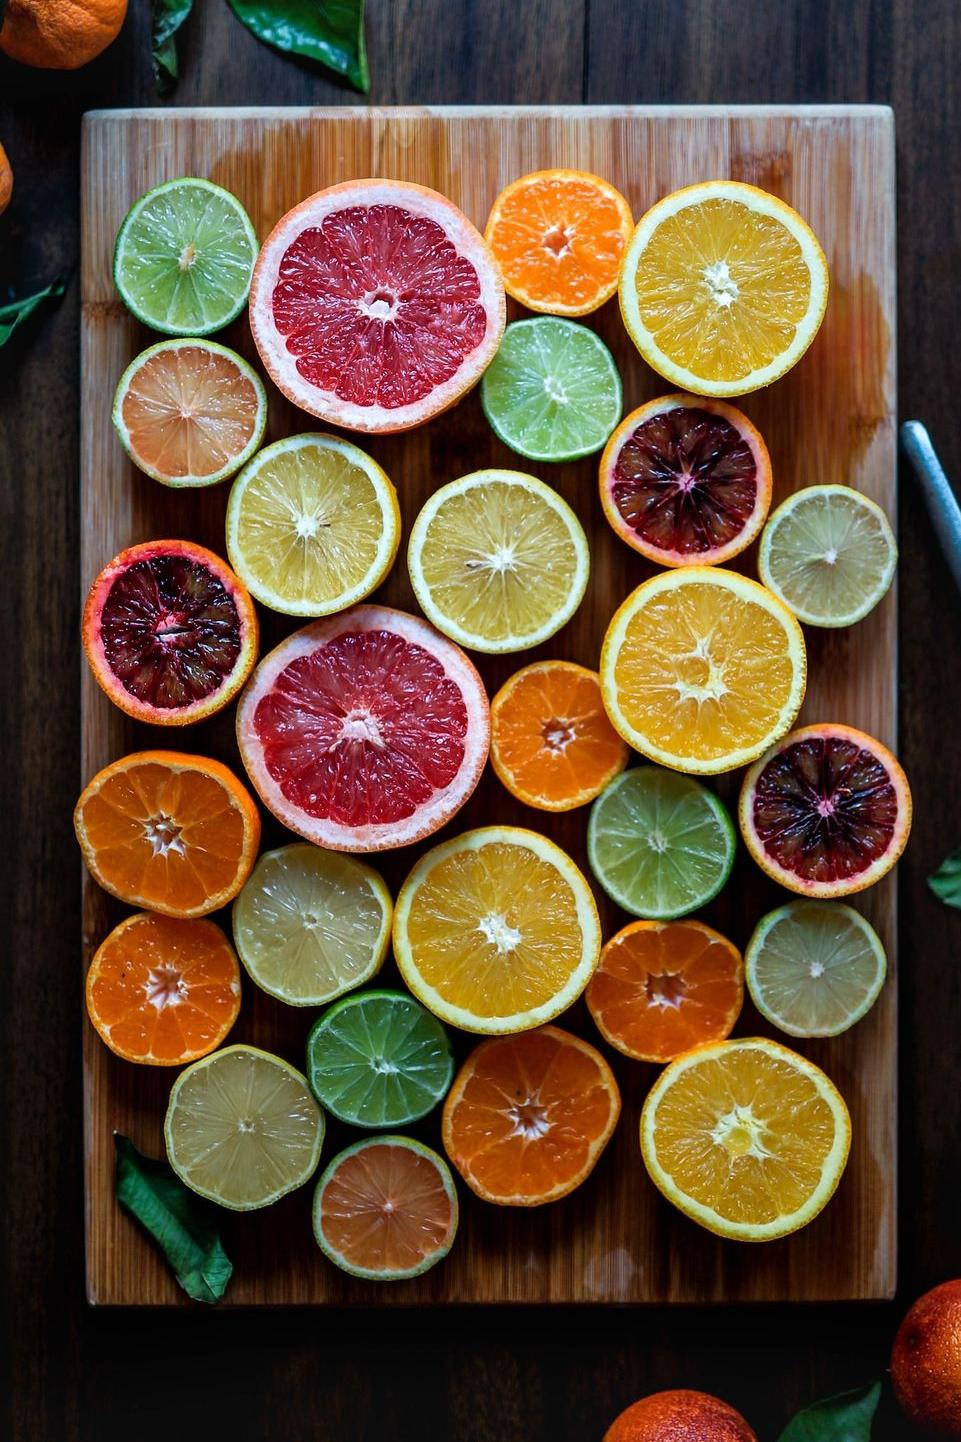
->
249;179;506;434
236;604;490;852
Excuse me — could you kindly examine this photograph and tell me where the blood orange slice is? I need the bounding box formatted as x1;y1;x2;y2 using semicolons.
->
599;395;772;566
82;540;259;725
739;723;912;897
249;179;506;433
236;605;490;852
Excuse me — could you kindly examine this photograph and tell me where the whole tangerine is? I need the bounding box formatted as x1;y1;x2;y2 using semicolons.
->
0;142;12;215
0;0;127;70
604;1389;757;1442
891;1280;961;1435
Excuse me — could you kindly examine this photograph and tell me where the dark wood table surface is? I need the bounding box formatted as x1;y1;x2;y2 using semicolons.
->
3;2;960;1437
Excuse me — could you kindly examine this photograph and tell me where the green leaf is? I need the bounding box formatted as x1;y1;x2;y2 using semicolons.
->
777;1382;881;1442
929;847;961;908
226;0;369;91
114;1134;233;1304
152;0;194;94
0;275;67;347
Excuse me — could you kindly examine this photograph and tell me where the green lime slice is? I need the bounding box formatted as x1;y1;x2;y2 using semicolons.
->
745;900;887;1037
113;177;258;336
587;767;735;919
307;989;454;1128
480;317;622;462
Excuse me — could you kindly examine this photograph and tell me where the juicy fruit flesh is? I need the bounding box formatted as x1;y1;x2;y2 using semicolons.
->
610;406;759;556
98;553;244;709
748;902;885;1035
763;489;895;621
308;994;453;1126
750;734;901;883
490;175;630;310
318;1143;455;1273
121;346;260;479
634;197;813;383
272;204;488;410
252;629;469;827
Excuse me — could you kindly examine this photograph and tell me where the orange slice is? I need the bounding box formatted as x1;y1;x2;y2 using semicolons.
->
587;919;743;1063
442;1025;621;1205
490;660;628;811
74;750;260;918
86;912;241;1065
485;169;633;316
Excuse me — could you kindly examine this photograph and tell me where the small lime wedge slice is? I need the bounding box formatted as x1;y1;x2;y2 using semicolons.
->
307;989;454;1128
587;767;735;918
480;317;622;462
113;177;258;336
745;900;887;1037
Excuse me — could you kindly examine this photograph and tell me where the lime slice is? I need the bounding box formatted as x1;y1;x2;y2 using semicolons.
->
226;434;401;616
480;317;622;461
306;989;454;1128
587;767;735;918
745;900;887;1037
758;484;897;627
164;1045;324;1210
113;177;258;336
232;844;392;1006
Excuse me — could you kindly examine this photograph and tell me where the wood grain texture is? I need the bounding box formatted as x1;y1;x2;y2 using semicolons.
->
79;104;897;1307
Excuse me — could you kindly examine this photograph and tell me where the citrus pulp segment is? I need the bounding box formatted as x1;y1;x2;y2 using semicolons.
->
164;1045;324;1210
619;180;829;396
113;177;258;336
85;912;241;1065
490;660;628;811
442;1025;621;1205
112;339;267;487
480;317;622;462
225;433;401;616
586;767;735;918
407;469;590;653
393;826;601;1034
235;605;490;852
586;919;744;1063
745;900;887;1038
232;844;392;1006
739;723;912;896
306;990;454;1128
484;169;633;316
74;750;260;918
249;179;505;432
313;1136;459;1279
599;394;772;565
758;484;897;627
640;1036;851;1240
82;539;258;725
600;567;807;773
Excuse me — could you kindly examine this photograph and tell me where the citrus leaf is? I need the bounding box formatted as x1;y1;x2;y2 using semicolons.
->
152;0;194;94
114;1134;233;1304
0;275;67;347
777;1381;881;1442
226;0;369;91
928;848;961;908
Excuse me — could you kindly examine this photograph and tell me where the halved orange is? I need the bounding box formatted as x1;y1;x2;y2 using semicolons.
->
586;919;743;1063
74;750;260;918
485;169;633;316
442;1024;620;1205
490;660;629;811
86;912;241;1065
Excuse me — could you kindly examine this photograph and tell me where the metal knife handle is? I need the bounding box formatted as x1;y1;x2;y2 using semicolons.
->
900;420;961;595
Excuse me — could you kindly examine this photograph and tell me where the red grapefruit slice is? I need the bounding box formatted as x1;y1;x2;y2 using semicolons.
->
236;605;490;852
739;723;912;896
599;394;772;566
249;180;506;434
82;540;259;725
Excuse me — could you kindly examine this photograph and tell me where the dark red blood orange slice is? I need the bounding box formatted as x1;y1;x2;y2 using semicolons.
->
599;394;772;566
249;180;506;434
739;723;912;896
236;605;490;852
82;540;259;725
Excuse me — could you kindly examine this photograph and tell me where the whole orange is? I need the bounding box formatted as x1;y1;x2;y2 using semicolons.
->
891;1280;961;1434
0;0;127;70
604;1389;757;1442
0;143;12;215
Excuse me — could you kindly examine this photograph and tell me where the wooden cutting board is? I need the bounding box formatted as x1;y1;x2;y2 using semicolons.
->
79;105;896;1305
